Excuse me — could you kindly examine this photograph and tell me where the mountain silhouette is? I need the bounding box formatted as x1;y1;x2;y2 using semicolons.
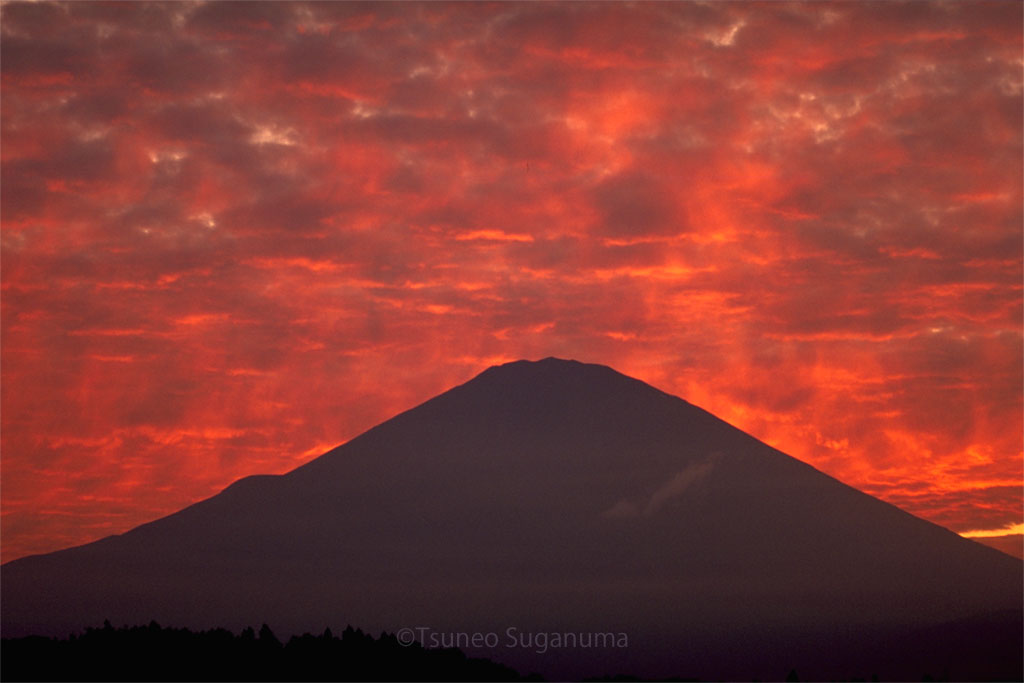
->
3;358;1020;680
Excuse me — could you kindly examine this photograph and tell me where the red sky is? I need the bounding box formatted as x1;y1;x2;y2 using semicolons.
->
2;1;1022;563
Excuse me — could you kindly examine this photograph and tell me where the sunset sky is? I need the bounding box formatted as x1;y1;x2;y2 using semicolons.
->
2;1;1022;563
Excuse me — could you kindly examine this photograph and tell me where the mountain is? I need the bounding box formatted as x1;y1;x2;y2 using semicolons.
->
3;358;1020;680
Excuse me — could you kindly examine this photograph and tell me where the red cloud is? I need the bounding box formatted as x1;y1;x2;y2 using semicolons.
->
2;1;1021;562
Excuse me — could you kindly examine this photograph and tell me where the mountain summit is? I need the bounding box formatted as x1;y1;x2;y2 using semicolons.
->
3;358;1021;679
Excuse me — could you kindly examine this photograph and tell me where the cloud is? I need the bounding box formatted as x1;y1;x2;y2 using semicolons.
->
961;523;1024;539
591;170;686;237
1;1;1021;561
604;457;718;518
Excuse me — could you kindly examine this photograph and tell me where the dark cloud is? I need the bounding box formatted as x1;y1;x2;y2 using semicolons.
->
0;35;83;80
591;170;685;237
185;1;297;38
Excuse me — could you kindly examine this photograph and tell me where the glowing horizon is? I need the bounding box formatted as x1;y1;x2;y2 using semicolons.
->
960;523;1024;539
2;1;1021;563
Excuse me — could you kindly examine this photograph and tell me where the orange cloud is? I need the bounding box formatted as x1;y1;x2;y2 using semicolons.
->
2;1;1021;562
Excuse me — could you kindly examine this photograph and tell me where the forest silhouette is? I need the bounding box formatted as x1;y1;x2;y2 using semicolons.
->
1;621;541;681
0;620;963;682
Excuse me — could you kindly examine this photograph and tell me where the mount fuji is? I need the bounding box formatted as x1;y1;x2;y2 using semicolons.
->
3;358;1020;680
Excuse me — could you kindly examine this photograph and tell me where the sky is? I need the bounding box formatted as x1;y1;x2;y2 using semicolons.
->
1;1;1021;563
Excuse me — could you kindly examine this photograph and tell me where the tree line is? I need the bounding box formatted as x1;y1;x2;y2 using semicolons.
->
1;620;542;681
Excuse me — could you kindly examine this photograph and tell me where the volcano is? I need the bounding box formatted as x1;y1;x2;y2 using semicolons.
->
3;358;1020;679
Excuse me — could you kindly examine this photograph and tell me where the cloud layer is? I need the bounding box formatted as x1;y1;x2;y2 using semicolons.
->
3;1;1021;561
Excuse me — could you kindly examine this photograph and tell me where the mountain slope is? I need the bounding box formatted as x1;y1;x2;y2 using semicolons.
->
3;358;1020;680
